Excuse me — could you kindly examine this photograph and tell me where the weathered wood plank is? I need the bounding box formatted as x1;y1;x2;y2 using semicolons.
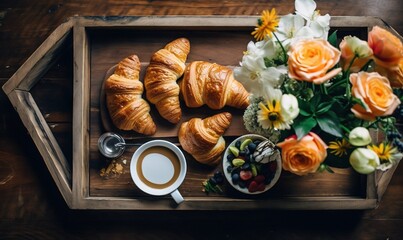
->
71;21;91;208
6;90;72;205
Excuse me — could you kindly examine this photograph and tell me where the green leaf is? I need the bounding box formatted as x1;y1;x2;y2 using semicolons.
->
310;94;322;111
293;116;317;140
299;109;312;117
328;30;338;48
298;99;312;115
316;111;343;138
316;101;334;115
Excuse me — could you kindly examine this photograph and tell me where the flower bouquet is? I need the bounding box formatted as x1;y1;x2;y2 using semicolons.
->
235;0;403;176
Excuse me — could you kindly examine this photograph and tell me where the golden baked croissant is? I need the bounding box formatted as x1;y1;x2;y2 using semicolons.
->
105;55;157;135
179;61;250;109
178;112;232;165
144;38;190;124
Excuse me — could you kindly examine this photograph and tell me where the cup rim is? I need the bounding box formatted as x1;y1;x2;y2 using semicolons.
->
130;140;187;196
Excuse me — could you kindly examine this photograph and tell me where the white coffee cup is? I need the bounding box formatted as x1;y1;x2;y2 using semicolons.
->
130;140;187;204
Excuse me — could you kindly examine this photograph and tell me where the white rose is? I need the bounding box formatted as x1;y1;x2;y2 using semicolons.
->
349;127;372;146
344;36;373;58
349;148;380;174
280;94;299;121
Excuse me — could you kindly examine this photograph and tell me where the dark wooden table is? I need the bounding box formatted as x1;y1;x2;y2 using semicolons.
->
1;0;402;239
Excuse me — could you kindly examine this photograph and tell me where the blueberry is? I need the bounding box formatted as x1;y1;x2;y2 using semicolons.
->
248;142;257;152
238;180;246;188
241;163;251;170
244;147;250;156
394;139;403;152
215;176;224;184
235;140;241;148
214;171;223;179
239;150;246;156
226;165;233;173
232;173;240;184
227;153;235;161
213;171;224;184
231;167;240;175
208;177;217;186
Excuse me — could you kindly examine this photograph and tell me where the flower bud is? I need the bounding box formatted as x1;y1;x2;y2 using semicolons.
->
349;148;380;174
349;127;372;146
280;94;299;121
344;36;373;58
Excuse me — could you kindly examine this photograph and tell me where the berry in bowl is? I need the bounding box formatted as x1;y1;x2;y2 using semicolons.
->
223;134;282;194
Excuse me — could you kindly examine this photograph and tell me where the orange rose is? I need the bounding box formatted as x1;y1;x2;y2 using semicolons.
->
368;26;403;68
288;39;342;84
277;132;328;176
375;58;403;88
339;36;372;72
350;72;401;120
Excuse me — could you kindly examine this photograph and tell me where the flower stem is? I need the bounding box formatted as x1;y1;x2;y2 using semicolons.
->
273;32;287;63
344;55;357;100
340;124;351;134
345;55;358;77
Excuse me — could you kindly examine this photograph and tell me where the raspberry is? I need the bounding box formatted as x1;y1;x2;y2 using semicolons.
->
248;181;259;192
254;175;265;183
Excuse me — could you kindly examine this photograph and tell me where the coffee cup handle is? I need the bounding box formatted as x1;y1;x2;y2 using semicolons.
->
170;189;184;204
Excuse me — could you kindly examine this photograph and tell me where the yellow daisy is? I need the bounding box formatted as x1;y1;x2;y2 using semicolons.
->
252;9;279;41
368;142;402;163
328;139;351;157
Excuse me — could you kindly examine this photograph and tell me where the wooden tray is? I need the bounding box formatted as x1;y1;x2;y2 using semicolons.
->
3;16;402;210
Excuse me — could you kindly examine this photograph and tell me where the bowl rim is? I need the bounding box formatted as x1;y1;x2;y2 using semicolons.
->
222;134;282;195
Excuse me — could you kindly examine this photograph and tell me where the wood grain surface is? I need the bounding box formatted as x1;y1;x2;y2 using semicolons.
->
1;0;402;239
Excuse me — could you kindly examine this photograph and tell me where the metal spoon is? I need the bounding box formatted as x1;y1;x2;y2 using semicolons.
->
114;142;142;147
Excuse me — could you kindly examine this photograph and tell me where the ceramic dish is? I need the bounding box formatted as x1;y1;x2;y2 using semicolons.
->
222;134;282;194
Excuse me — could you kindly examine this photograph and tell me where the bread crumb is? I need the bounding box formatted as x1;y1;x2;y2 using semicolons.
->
100;160;124;178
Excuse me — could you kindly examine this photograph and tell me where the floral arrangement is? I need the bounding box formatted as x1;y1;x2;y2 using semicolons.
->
235;0;403;176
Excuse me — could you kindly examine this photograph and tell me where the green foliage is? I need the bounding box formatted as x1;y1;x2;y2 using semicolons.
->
293;116;317;139
328;30;338;48
293;94;343;139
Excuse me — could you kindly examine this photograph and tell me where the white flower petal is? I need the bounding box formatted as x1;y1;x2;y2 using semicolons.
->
315;14;331;28
309;21;329;39
277;14;306;48
295;0;316;21
349;148;380;174
349;127;372;146
281;94;300;121
262;86;282;102
260;67;284;88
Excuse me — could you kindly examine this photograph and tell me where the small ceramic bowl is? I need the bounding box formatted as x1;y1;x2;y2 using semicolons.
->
222;134;282;194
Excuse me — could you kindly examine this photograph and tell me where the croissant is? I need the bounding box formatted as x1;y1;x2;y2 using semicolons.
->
144;38;190;124
178;112;232;165
104;55;157;135
179;61;250;110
